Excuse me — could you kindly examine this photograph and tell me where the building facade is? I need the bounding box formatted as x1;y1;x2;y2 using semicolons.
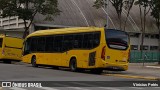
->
0;16;30;38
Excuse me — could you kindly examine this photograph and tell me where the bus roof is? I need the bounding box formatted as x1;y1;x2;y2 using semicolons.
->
0;34;5;38
27;27;104;38
0;34;23;39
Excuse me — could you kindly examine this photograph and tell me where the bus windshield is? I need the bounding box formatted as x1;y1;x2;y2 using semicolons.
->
0;38;3;48
105;29;129;50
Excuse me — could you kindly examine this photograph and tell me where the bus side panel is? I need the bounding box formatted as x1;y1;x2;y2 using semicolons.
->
61;47;103;69
22;54;31;63
3;48;22;60
36;53;62;66
2;37;23;61
67;50;89;68
0;48;2;59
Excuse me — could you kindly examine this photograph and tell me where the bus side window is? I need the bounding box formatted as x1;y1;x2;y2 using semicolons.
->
45;36;54;52
93;32;100;48
30;37;37;52
74;34;83;49
88;33;94;48
83;34;89;49
24;38;31;55
63;35;73;51
37;37;45;52
53;36;63;52
83;33;93;49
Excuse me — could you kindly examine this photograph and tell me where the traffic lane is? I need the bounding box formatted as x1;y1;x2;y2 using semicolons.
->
0;62;147;81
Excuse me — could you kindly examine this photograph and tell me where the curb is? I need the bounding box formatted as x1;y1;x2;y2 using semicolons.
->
146;66;160;69
104;74;160;81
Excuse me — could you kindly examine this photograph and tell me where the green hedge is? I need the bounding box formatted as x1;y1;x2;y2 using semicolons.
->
130;51;160;63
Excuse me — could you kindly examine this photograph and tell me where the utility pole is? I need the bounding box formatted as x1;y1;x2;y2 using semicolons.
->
103;0;109;29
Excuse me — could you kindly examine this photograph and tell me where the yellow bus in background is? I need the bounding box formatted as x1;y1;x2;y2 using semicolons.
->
0;34;23;63
22;27;130;74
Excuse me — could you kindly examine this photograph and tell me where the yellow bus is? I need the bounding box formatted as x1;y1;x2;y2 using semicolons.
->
0;34;23;63
22;27;130;73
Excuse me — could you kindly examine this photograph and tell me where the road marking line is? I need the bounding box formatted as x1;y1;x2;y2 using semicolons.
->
104;74;159;80
67;87;89;90
54;83;90;90
70;82;96;87
10;87;27;90
146;66;160;69
36;87;60;90
129;87;144;89
99;87;121;90
71;82;122;90
154;87;160;88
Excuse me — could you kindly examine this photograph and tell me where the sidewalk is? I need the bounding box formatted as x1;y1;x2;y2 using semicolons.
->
127;63;160;80
104;63;160;80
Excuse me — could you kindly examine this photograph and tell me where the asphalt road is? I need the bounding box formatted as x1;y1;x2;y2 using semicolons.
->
0;62;139;81
0;61;159;90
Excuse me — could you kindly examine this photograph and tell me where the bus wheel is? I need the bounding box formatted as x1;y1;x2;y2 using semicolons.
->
90;69;103;74
31;56;38;67
69;58;77;72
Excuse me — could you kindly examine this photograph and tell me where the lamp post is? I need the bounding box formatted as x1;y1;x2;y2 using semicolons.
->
103;0;109;29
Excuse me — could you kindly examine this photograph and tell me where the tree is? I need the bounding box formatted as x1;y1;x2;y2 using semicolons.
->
135;0;151;65
150;0;160;64
93;0;106;9
0;0;60;38
109;0;124;29
123;0;135;31
93;0;134;30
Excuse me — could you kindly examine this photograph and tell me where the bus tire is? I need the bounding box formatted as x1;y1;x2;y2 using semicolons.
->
69;58;77;72
31;56;38;67
90;69;103;74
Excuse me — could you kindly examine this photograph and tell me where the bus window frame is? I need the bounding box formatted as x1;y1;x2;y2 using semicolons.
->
23;31;101;54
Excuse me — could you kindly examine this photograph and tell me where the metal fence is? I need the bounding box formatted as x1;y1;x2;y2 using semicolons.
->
130;51;160;63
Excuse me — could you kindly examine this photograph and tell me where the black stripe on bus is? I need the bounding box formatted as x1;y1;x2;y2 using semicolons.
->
5;46;22;49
